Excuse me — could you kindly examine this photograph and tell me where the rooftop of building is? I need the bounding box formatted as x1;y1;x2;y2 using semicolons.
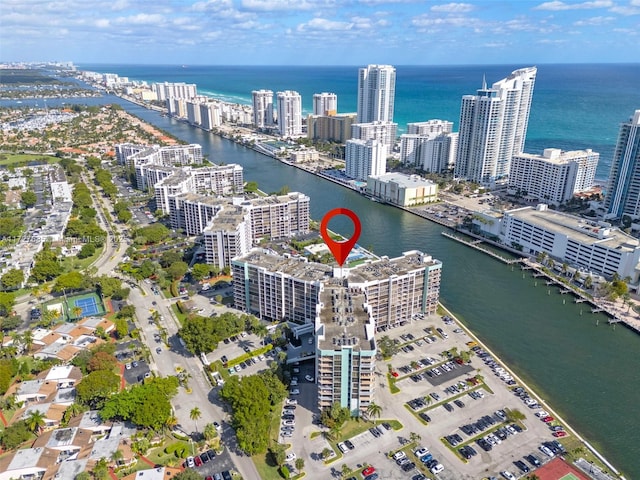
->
204;204;248;232
348;250;441;283
246;191;308;207
157;169;191;187
508;205;640;250
234;250;332;282
369;172;436;187
513;148;597;163
318;286;374;351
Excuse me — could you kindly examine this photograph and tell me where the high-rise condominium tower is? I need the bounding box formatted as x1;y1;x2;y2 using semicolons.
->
605;110;640;219
357;65;396;124
276;90;303;137
313;92;338;116
252;90;274;128
454;67;537;186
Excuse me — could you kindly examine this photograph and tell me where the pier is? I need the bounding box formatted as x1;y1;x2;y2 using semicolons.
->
440;231;522;264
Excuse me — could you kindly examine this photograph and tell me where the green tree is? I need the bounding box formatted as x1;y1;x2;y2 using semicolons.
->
160;251;183;268
190;407;202;433
166;261;189;280
76;370;120;409
295;457;304;472
0;419;32;449
366;402;382;422
75;471;92;480
341;463;351;478
30;259;62;283
77;243;96;259
20;190;37;208
409;431;421;444
1;269;24;291
25;409;46;434
173;470;203;480
53;271;85;293
191;263;212;281
0;292;16;316
203;422;218;441
92;457;110;480
269;443;286;466
114;318;129;339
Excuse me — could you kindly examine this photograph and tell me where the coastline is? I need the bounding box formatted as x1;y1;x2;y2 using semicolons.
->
108;92;627;478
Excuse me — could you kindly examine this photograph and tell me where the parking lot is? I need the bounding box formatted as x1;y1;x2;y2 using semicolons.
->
277;312;571;480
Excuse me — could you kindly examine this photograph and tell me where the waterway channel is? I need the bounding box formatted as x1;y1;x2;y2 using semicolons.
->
7;96;639;477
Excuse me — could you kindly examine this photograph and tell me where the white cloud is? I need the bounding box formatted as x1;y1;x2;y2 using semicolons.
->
95;19;111;28
411;14;479;28
431;3;475;13
573;15;615;25
298;17;354;31
241;0;319;11
115;13;165;25
609;4;640;15
534;1;613;11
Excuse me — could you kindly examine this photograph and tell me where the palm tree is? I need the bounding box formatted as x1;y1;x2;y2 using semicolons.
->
111;449;124;466
584;275;593;290
72;306;83;319
164;414;178;433
22;330;33;354
26;409;46;434
409;431;421;444
295;457;305;472
190;407;202;433
365;402;382;422
341;463;351;478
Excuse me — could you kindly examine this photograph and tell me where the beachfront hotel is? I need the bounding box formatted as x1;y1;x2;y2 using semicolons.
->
276;90;303;137
509;148;599;205
313;92;338;116
454;67;537;186
151;81;197;101
357;64;396;124
252;89;274;128
604;110;640;220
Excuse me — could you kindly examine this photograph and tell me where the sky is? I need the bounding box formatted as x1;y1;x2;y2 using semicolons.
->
1;0;639;65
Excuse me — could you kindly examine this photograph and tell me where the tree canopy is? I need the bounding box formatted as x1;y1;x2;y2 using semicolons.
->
0;269;24;291
178;312;254;355
220;371;287;455
100;377;179;430
76;370;120;409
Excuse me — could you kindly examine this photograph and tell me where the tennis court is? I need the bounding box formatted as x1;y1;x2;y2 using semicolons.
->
67;292;106;320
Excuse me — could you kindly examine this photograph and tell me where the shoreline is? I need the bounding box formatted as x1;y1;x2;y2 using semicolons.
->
438;302;624;479
108;92;626;478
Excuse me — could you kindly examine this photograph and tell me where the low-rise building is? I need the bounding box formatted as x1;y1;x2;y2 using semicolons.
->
366;172;438;206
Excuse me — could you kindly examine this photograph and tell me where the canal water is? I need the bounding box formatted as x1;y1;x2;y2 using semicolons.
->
9;96;639;477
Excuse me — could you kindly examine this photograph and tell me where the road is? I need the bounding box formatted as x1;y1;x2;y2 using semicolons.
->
129;281;260;480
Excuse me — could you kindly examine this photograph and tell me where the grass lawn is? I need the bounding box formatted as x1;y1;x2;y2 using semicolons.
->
0;153;59;166
60;247;102;272
171;303;188;325
146;439;192;465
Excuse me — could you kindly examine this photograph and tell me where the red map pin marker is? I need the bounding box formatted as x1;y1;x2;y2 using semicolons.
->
320;208;361;267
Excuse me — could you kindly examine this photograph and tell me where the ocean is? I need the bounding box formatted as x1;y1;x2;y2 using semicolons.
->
79;63;640;183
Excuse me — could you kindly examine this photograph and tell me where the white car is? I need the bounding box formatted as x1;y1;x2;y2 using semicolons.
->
290;389;300;395
535;410;549;418
539;445;555;457
290;380;298;386
186;456;195;468
285;452;296;462
337;442;348;453
392;451;406;461
430;463;444;474
305;375;314;382
500;471;516;480
282;419;295;426
414;447;429;457
285;398;298;405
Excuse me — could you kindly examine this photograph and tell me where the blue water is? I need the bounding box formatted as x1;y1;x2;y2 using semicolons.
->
79;63;640;182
